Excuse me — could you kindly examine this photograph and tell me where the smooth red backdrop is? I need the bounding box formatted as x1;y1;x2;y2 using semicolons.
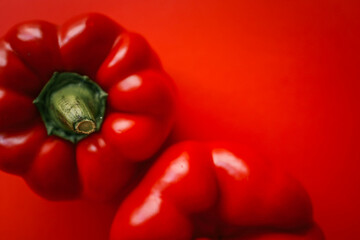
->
0;0;359;239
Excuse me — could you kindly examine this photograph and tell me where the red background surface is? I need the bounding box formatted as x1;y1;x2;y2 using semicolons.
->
0;0;359;239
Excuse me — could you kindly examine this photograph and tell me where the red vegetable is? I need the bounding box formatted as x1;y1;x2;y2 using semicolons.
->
0;13;176;201
110;141;324;240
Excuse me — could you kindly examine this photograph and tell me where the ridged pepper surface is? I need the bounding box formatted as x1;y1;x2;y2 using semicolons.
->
0;13;176;201
111;141;324;240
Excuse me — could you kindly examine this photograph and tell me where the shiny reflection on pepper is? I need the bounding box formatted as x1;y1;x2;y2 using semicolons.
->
155;152;189;188
87;137;106;153
130;152;189;226
130;192;162;226
17;25;43;41
108;38;128;67
59;19;86;46
0;48;7;67
0;132;29;147
112;118;135;134
118;75;142;92
0;89;4;98
212;148;249;180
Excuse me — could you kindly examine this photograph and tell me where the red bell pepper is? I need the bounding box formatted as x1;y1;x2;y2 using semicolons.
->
0;13;176;201
110;141;325;240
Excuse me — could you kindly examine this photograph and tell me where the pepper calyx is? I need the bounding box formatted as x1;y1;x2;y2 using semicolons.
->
33;72;107;143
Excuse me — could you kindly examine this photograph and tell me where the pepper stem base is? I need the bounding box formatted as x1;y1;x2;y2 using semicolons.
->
75;120;96;134
33;72;107;143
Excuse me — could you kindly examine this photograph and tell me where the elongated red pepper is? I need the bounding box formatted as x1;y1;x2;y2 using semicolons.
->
0;13;176;201
110;141;324;240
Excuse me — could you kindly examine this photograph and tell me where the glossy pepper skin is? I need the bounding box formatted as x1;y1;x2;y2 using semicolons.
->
110;141;325;240
0;13;176;201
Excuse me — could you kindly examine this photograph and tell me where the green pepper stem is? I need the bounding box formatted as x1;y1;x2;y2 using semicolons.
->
50;88;96;135
75;120;96;134
34;72;107;143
